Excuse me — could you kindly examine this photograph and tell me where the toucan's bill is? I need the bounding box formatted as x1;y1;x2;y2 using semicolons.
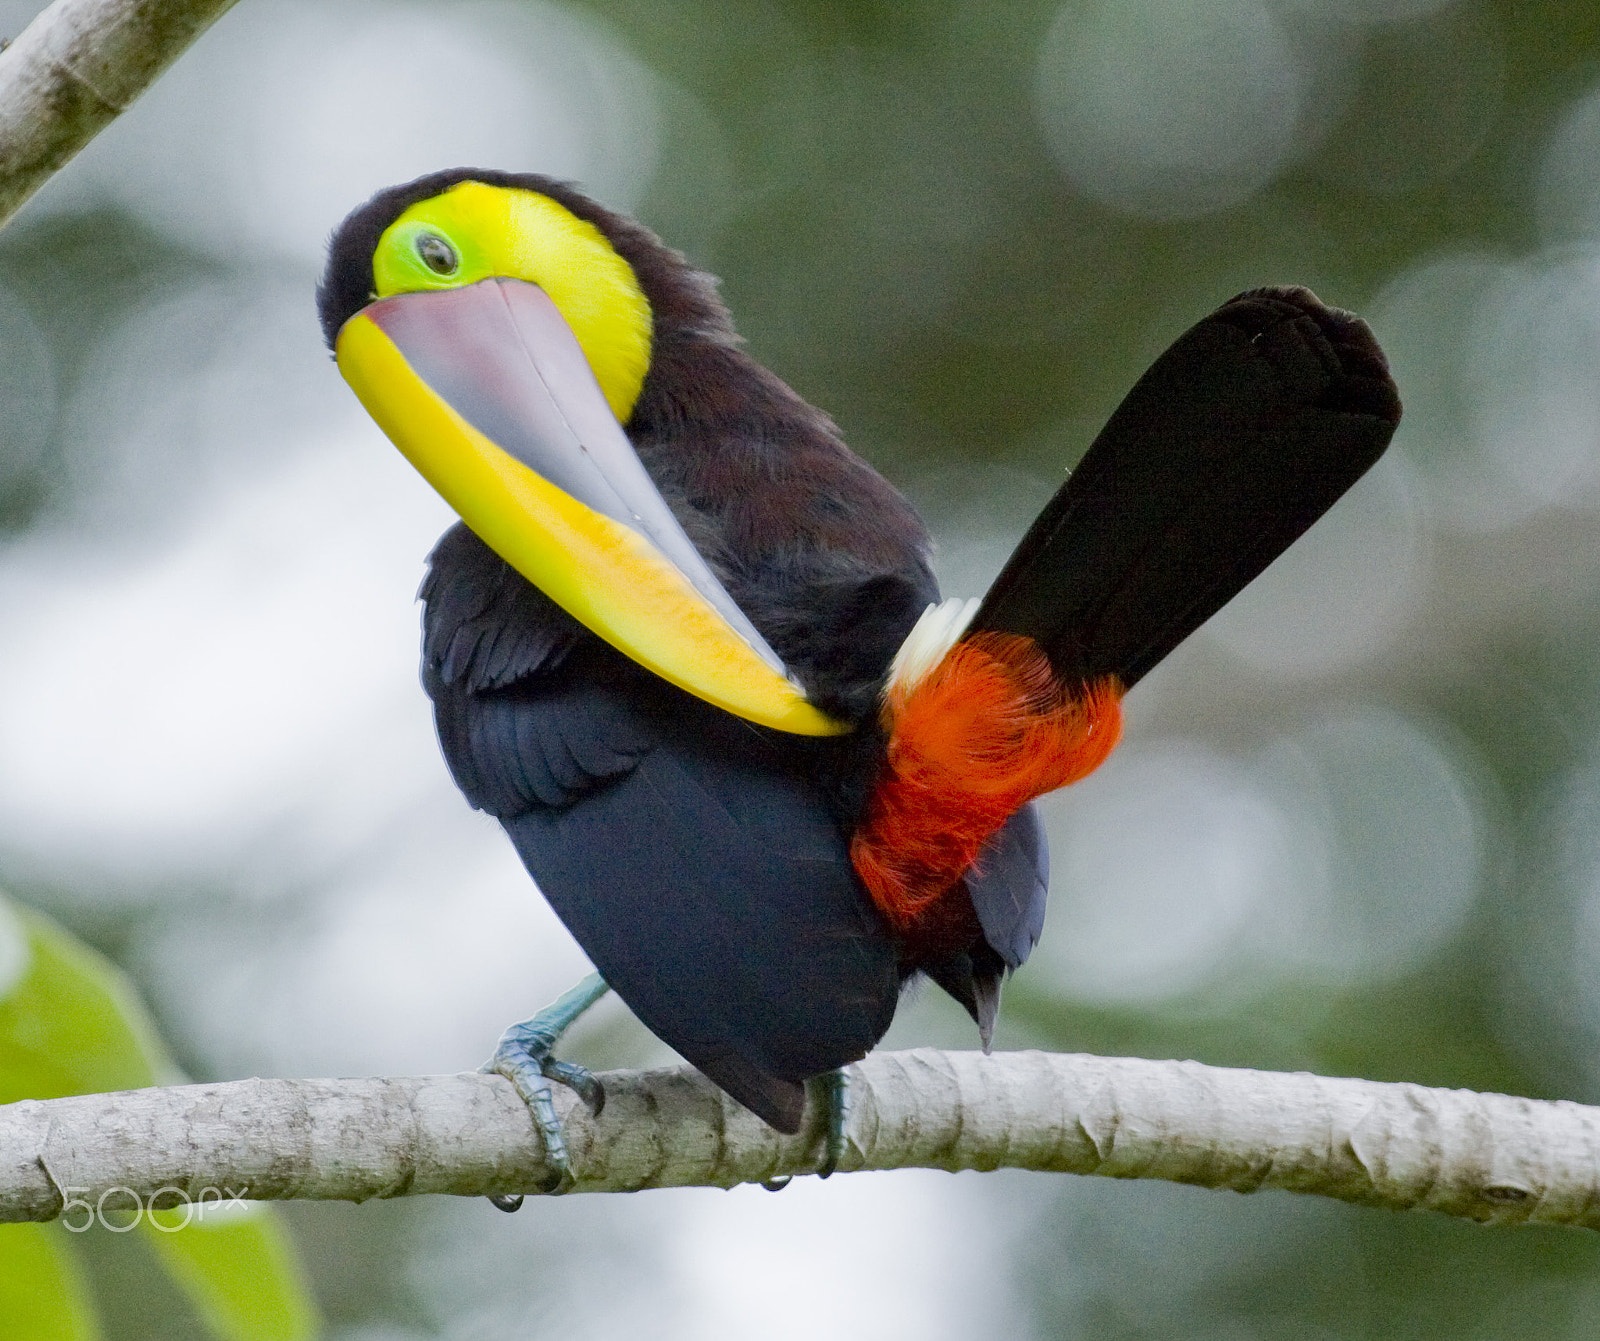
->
336;278;846;736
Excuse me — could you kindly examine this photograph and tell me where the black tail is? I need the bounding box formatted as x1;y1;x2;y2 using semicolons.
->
970;287;1401;690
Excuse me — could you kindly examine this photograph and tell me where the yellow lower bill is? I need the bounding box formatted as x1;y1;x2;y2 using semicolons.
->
338;312;848;736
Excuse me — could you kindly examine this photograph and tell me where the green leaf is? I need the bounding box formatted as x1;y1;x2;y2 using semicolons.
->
0;900;176;1104
143;1204;319;1341
0;897;322;1340
0;1224;101;1341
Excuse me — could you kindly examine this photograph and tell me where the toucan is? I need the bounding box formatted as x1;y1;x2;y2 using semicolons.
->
317;168;1400;1194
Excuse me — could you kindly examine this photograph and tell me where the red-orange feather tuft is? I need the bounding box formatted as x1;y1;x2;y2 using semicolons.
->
851;632;1122;933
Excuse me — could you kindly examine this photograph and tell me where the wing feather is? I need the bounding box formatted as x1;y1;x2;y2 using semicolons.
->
965;802;1050;970
422;524;899;1131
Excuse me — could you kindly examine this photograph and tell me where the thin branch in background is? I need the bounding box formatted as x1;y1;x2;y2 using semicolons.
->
4;1049;1599;1231
0;0;241;229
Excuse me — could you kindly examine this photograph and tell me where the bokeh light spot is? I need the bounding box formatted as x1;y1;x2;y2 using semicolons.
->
1249;706;1481;983
1375;251;1600;530
1467;251;1600;512
56;278;339;532
0;430;454;883
1308;4;1503;197
1034;0;1303;220
1035;741;1306;1003
1202;455;1425;679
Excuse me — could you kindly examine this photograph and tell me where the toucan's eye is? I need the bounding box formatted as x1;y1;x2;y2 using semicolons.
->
415;233;459;276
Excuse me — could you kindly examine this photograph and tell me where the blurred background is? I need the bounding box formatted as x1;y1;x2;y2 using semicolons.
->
1;0;1599;1334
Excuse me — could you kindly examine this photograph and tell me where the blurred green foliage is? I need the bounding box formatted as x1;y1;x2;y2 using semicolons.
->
0;900;319;1341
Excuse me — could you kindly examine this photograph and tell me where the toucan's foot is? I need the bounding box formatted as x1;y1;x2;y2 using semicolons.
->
817;1068;851;1179
763;1068;850;1188
481;972;610;1204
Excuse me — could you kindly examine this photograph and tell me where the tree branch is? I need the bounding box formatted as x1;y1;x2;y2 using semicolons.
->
4;1048;1599;1229
0;0;240;228
0;0;1582;1253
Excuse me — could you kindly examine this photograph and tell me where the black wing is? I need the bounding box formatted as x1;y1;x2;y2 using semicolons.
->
421;523;899;1133
966;802;1049;971
971;287;1401;689
916;804;1048;1046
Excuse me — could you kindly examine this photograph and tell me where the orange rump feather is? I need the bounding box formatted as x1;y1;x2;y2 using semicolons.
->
851;632;1122;933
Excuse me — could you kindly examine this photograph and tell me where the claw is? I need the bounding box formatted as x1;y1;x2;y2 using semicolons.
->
543;1058;606;1116
480;973;610;1198
816;1068;851;1179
